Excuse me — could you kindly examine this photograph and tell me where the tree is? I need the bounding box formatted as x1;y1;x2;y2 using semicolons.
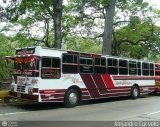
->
2;0;63;48
64;0;160;59
1;0;160;59
103;0;117;55
42;0;63;48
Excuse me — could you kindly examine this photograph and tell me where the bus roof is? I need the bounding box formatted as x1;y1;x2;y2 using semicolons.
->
15;46;154;63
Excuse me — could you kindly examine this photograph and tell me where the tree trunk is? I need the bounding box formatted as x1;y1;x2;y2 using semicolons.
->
102;0;116;55
53;0;63;49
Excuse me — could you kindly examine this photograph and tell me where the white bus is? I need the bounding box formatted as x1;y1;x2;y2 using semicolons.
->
5;46;156;107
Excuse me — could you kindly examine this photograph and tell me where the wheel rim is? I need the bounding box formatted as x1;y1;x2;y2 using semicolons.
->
133;88;138;97
69;92;78;105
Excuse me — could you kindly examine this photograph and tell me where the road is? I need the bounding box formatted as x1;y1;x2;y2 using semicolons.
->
0;95;160;127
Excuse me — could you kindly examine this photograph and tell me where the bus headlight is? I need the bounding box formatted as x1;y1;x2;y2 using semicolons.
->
28;87;33;95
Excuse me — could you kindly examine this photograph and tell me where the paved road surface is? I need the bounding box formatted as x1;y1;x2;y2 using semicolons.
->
0;95;160;127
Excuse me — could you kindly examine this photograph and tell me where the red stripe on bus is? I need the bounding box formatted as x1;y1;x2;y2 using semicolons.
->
102;74;115;88
80;74;100;98
112;76;155;80
39;89;65;94
91;74;108;94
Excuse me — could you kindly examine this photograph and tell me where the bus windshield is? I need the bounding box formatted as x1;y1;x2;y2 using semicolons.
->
14;56;39;77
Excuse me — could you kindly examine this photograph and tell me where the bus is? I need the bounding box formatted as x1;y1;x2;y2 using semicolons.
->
155;63;160;93
5;46;156;107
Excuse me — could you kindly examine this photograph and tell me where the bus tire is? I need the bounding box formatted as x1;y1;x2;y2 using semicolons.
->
131;85;139;99
64;89;80;108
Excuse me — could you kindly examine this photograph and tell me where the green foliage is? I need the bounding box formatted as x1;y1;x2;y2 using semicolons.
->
0;34;14;79
120;44;148;59
62;36;102;54
0;33;35;79
0;0;160;81
113;19;160;58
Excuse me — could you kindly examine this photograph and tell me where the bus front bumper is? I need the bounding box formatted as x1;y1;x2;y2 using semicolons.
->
9;91;39;102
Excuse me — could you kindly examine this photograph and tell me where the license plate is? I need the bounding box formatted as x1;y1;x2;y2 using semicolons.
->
17;93;21;98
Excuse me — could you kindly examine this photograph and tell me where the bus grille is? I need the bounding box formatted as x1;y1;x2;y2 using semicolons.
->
17;86;26;92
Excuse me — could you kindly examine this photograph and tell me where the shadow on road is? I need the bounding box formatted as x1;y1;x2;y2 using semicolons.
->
9;102;64;111
80;94;151;105
6;94;157;111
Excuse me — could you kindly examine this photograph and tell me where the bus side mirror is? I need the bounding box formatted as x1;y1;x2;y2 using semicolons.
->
4;56;14;65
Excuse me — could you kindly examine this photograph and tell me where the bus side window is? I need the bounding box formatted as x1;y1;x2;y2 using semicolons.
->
150;63;154;76
119;59;128;75
80;57;93;73
62;54;78;73
129;61;137;75
94;57;106;74
155;64;160;76
107;58;118;75
42;57;51;67
41;57;61;79
137;62;141;76
142;62;149;76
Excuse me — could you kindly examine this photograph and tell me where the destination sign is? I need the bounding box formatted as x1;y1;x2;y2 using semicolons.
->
16;48;35;55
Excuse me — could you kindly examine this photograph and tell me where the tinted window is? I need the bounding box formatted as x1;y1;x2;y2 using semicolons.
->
94;58;106;74
108;58;117;66
95;58;100;65
80;57;93;73
52;58;60;68
119;60;128;75
107;58;118;75
42;58;51;67
142;62;149;76
41;57;61;79
137;62;141;75
119;60;127;67
63;54;73;63
150;63;154;76
129;61;137;75
62;54;78;73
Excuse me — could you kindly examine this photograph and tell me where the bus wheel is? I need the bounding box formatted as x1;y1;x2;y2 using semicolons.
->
64;89;80;108
131;85;139;99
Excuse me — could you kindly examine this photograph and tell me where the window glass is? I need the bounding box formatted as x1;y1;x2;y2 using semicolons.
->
42;58;51;67
14;62;21;70
80;66;93;73
129;61;137;75
129;61;136;68
142;62;149;76
108;58;117;66
143;63;149;69
87;59;93;65
137;62;141;75
119;60;128;75
80;59;86;64
62;54;78;74
95;58;100;65
41;57;61;79
137;62;141;68
150;64;154;70
107;58;118;75
74;56;78;64
119;60;127;67
52;58;60;68
62;54;73;63
150;63;154;76
101;58;106;66
94;58;106;74
80;57;93;73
